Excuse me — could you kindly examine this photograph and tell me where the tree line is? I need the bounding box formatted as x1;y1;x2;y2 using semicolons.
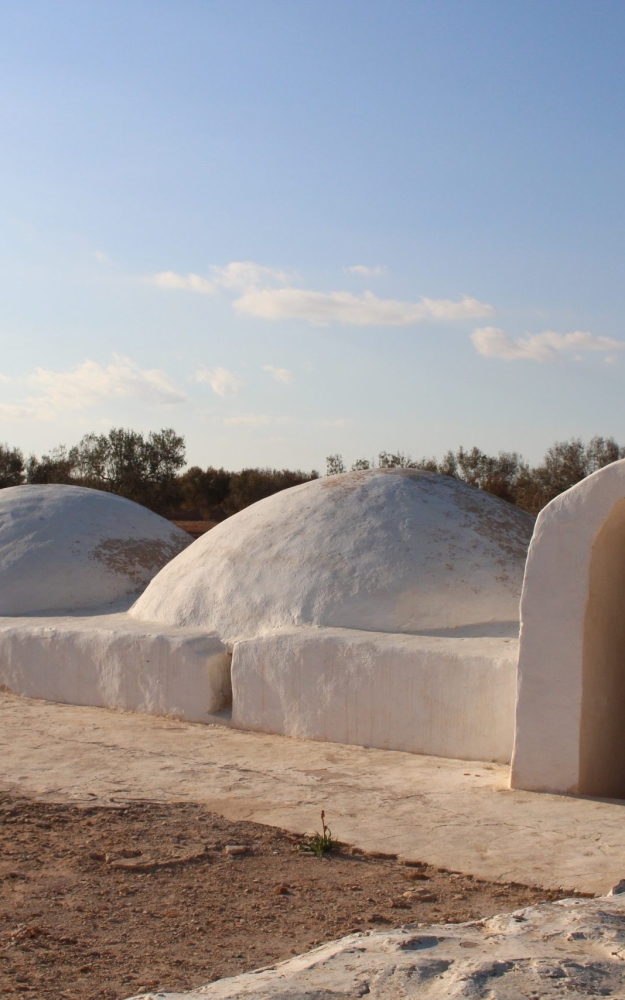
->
0;427;623;520
326;436;625;516
0;428;319;520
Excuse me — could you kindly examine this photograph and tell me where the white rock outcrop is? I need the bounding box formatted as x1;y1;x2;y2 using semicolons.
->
131;469;533;643
126;893;625;1000
0;485;191;615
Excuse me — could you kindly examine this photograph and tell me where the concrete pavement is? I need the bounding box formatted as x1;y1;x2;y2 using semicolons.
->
1;691;623;896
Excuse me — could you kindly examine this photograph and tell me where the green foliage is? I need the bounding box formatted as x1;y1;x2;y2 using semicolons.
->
326;454;346;476
0;444;25;488
4;431;625;520
70;427;185;502
300;810;336;857
178;465;232;519
377;450;419;469
332;437;625;516
24;428;186;514
26;446;75;485
224;467;319;515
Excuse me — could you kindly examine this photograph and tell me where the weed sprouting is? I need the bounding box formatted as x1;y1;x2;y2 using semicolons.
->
300;810;336;857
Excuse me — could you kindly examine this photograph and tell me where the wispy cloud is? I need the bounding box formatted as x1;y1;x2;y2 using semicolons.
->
151;271;217;295
345;265;386;277
210;261;290;290
471;326;625;362
193;366;244;397
149;261;290;297
320;418;348;427
235;288;493;326
262;364;294;384
148;260;492;328
224;413;279;426
0;356;187;420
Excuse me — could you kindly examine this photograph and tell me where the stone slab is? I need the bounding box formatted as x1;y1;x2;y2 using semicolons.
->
2;692;625;896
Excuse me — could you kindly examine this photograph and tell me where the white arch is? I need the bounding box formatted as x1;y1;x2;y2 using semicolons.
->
511;459;625;796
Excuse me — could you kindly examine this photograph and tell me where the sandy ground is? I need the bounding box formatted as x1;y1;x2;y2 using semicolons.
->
0;792;572;1000
2;692;625;896
171;521;215;539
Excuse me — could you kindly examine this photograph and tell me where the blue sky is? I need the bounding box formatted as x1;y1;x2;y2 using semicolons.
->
1;0;625;470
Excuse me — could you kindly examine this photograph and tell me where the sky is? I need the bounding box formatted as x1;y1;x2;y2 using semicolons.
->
1;0;625;472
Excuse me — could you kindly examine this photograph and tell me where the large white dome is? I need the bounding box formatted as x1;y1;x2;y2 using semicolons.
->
0;485;191;615
131;469;533;642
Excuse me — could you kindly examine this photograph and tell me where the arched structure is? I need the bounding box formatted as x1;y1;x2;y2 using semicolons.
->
511;459;625;796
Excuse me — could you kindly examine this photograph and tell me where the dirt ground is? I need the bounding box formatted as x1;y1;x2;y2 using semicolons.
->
171;520;215;539
0;792;582;1000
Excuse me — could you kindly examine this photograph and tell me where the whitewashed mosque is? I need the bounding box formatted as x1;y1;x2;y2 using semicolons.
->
0;462;623;799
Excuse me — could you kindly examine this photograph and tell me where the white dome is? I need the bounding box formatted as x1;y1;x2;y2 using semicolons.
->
131;469;533;642
0;485;191;615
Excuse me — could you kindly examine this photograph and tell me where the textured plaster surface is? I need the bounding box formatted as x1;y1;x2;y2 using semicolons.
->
232;627;518;762
0;610;230;720
512;458;625;794
125;894;625;1000
3;691;625;897
131;469;533;642
0;484;190;615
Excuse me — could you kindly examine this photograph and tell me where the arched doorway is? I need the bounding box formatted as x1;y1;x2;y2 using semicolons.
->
579;498;625;798
511;459;625;796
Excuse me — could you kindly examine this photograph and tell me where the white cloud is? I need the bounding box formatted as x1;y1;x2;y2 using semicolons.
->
0;356;187;420
223;413;274;426
94;250;112;265
151;271;217;295
193;366;244;397
210;261;290;290
149;260;492;328
262;364;294;384
320;418;348;427
471;326;625;362
235;288;493;326
0;403;32;419
149;260;290;296
345;265;386;277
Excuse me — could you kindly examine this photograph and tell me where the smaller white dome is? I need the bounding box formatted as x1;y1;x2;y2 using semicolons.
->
0;485;191;615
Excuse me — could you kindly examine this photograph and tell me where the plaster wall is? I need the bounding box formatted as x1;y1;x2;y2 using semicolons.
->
0;612;230;722
511;459;625;795
231;627;518;762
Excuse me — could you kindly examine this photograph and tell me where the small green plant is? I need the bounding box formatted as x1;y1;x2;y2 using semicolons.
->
300;809;336;857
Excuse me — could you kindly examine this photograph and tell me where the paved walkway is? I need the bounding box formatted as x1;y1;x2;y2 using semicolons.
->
1;692;624;896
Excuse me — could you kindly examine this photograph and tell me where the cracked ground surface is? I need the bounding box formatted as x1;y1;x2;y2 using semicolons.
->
0;793;572;999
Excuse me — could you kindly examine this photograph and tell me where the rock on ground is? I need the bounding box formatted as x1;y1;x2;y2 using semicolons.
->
127;894;625;999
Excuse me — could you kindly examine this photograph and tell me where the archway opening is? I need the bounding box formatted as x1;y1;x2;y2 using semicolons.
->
579;498;625;798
